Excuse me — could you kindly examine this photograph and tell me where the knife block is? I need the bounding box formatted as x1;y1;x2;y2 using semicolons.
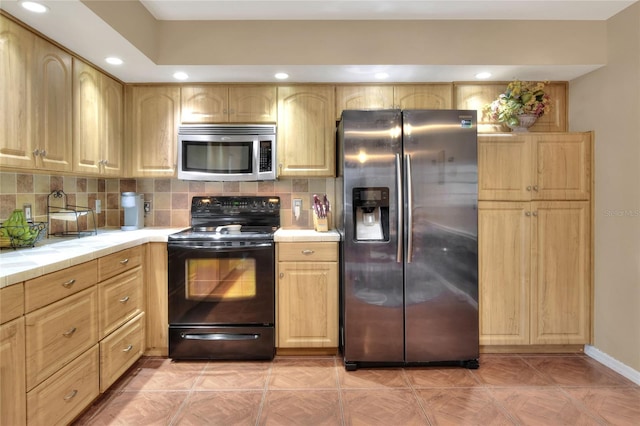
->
313;211;329;232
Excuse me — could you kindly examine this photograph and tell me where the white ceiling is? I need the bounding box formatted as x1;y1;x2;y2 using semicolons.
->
0;0;636;83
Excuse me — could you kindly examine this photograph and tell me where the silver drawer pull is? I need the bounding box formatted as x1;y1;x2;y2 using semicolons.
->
301;249;315;255
62;327;77;337
63;389;78;401
119;296;130;303
119;258;129;265
62;279;76;288
123;344;133;352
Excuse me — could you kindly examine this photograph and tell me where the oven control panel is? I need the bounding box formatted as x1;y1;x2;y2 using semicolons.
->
192;196;280;214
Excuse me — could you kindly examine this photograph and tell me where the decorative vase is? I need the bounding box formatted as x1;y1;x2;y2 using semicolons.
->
506;113;538;132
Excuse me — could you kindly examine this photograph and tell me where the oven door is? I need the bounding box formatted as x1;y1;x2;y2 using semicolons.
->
168;241;275;326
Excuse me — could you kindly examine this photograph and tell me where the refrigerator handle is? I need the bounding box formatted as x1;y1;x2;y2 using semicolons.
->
395;153;403;263
405;154;413;263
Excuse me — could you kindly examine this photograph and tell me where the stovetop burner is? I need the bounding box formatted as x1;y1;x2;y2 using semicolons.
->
169;196;281;243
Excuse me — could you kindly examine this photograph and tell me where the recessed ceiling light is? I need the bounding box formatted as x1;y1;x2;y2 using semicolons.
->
475;72;492;80
21;1;48;13
375;72;389;80
274;72;289;80
105;57;123;65
173;71;189;81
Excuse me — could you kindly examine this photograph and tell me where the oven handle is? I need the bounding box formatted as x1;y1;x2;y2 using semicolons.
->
180;332;260;341
168;242;274;251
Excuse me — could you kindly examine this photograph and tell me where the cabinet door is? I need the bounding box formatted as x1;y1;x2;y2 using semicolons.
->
277;85;335;177
533;133;591;200
0;18;36;169
229;85;277;122
181;85;227;123
0;317;26;426
478;202;531;346
478;134;532;200
335;85;394;119
33;36;72;172
277;261;339;348
129;85;180;177
145;243;168;356
531;201;590;344
73;60;102;175
101;74;124;176
394;84;452;109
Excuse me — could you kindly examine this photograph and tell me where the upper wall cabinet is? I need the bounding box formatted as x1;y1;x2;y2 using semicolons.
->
335;84;453;119
181;85;276;123
277;86;336;177
454;82;567;133
73;59;123;176
127;85;180;177
0;17;72;172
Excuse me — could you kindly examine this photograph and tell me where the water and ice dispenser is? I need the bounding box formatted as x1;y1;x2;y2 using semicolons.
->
353;187;389;241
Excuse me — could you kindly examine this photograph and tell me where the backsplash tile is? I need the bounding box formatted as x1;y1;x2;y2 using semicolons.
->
0;171;338;230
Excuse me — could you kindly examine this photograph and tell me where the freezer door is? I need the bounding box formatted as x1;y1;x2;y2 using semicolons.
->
340;110;404;363
402;110;479;362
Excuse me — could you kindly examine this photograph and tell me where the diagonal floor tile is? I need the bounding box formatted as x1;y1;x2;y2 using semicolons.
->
339;367;410;389
563;387;640;425
490;387;603;425
471;356;553;387
268;357;338;389
120;358;207;391
258;390;341;425
173;390;263;426
415;388;516;425
523;356;637;387
194;361;270;390
342;389;429;425
405;366;482;388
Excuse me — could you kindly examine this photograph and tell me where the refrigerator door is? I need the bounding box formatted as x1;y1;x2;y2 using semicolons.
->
341;110;404;363
402;110;479;362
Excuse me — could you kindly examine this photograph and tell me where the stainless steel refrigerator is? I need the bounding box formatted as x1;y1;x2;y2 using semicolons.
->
337;109;479;370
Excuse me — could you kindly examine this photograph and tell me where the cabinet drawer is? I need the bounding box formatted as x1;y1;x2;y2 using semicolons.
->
98;266;143;339
99;312;145;392
25;260;98;313
98;246;143;281
278;242;338;262
27;345;99;426
1;283;24;324
25;287;98;390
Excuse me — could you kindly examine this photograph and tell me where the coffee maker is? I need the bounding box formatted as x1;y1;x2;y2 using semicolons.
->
121;192;144;231
353;187;388;241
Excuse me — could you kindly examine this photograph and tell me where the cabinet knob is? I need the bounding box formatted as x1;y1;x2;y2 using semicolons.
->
33;149;40;156
532;211;538;217
525;211;531;216
533;185;539;191
229;109;235;115
526;186;532;191
40;150;46;157
279;272;284;279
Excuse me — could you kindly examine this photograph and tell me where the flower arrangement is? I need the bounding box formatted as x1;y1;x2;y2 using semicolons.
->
485;80;551;127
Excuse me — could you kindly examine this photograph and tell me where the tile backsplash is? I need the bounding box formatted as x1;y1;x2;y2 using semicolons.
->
0;172;337;230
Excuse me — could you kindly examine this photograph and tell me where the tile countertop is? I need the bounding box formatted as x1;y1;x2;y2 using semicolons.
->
0;228;184;289
273;228;341;242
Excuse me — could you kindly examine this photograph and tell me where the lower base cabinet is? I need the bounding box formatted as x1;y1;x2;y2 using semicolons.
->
99;312;145;392
1;317;26;426
26;345;99;426
277;242;339;349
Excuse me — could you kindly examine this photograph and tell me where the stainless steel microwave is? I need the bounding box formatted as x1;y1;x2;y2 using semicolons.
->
177;124;276;181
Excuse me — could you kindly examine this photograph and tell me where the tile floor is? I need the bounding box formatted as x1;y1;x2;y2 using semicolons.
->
73;354;640;425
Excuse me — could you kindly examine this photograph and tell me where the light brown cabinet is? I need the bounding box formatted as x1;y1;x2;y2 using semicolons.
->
454;82;568;133
277;85;336;177
276;242;339;350
478;133;591;201
145;242;169;356
127;85;180;177
0;16;72;172
1;317;26;426
73;59;123;176
335;84;453;119
478;132;592;350
99;312;144;392
98;267;143;339
181;84;276;123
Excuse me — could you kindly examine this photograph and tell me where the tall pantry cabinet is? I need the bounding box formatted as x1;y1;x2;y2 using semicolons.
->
478;132;592;349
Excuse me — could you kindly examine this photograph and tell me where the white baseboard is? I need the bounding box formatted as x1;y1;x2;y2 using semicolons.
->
584;345;640;385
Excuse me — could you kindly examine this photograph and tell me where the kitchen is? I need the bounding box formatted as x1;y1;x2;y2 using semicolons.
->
1;0;639;424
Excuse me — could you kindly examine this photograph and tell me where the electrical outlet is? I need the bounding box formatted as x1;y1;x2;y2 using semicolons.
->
95;199;101;214
293;198;302;220
144;201;151;213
